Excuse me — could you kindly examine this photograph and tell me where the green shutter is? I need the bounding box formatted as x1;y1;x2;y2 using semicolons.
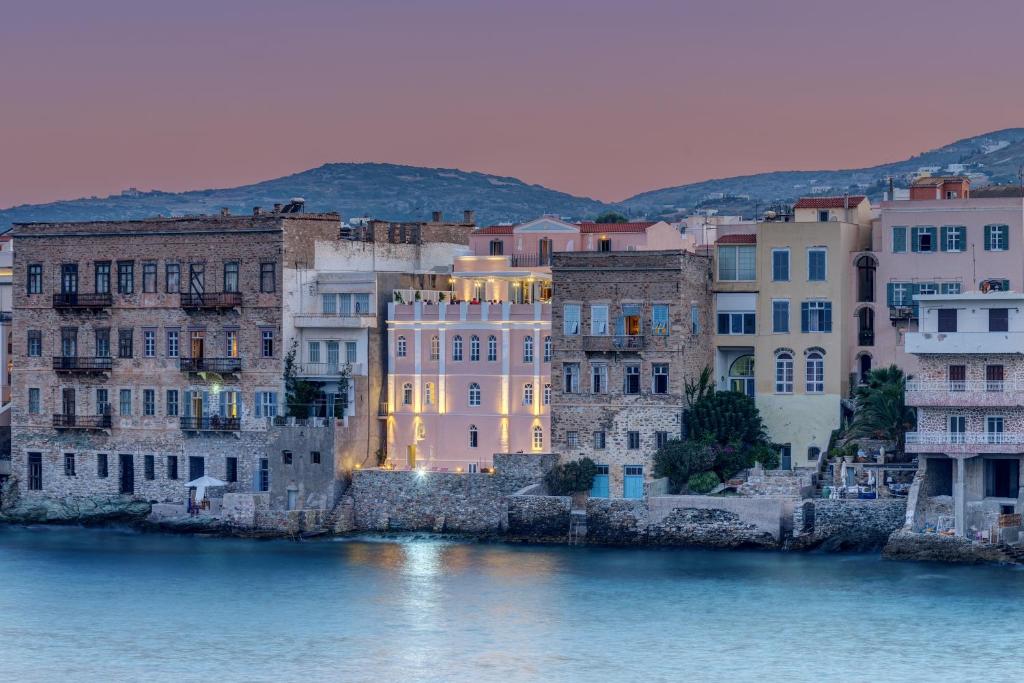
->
910;227;920;252
893;227;906;253
940;226;949;251
985;225;992;251
927;227;938;251
1004;226;1010;250
886;283;896;307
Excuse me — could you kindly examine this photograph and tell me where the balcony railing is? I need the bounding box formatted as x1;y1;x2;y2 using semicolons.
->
179;292;242;310
296;362;361;377
52;414;112;430
52;293;113;310
509;253;552;267
581;335;647;352
179;416;241;432
179;357;242;374
906;380;1021;393
906;432;1024;446
377;401;389;418
52;356;112;373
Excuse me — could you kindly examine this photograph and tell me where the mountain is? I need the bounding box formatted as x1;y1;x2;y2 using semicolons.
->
621;128;1024;218
0;163;612;232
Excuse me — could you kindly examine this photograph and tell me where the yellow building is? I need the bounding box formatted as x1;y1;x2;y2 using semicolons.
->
712;197;872;469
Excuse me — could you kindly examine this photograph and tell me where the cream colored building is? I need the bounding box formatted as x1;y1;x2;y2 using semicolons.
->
712;197;872;468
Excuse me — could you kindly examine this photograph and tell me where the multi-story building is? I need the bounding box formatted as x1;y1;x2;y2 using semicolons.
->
712;196;872;468
384;216;691;471
550;250;712;498
10;205;344;507
904;291;1024;539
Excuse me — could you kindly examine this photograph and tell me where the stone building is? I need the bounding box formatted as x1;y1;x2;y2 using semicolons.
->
550;250;713;498
9;205;342;507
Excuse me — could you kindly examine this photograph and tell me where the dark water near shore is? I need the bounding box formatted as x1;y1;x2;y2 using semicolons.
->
0;526;1021;682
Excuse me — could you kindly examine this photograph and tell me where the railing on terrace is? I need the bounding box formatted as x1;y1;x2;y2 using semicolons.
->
393;289;447;305
296;362;361;377
52;356;113;373
906;432;1024;445
180;357;242;374
377;401;389;417
582;335;647;352
906;380;1023;393
179;416;241;432
270;416;331;428
52;414;112;430
179;292;242;310
509;253;552;267
52;293;113;310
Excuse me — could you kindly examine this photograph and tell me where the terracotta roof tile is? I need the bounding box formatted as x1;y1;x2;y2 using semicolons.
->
793;196;867;209
472;225;515;235
577;222;655;233
716;234;757;244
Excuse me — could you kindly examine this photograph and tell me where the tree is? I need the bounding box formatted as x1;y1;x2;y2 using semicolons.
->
653;437;715;492
544;458;598;495
688;390;767;446
594;211;628;224
284;340;320;419
847;364;915;456
684;366;715;408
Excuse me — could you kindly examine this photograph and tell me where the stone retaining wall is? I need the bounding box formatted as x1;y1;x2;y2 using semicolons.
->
793;498;907;550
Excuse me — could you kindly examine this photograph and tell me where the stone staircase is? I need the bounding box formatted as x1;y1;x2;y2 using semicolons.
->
568;509;587;545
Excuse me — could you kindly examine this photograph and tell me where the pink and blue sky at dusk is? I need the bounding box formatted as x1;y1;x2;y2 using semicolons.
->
2;0;1022;208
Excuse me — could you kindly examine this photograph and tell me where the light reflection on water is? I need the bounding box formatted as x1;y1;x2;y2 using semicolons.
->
1;526;1022;683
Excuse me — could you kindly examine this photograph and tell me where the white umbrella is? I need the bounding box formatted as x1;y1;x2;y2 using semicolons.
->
186;475;227;502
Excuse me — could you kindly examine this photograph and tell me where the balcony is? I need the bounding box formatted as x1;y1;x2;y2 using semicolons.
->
179;416;240;433
179;357;242;375
52;414;112;431
905;380;1024;407
377;401;389;418
52;293;113;311
296;362;363;378
179;292;242;311
906;331;1024;355
52;356;112;374
582;335;647;353
906;431;1024;454
510;253;552;268
293;313;376;329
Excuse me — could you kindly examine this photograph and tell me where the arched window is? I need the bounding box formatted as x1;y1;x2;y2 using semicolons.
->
543;335;552;362
487;335;498;362
402;382;413;405
728;355;755;397
856;255;876;303
808;446;821;463
805;350;824;393
397;336;407;358
423;382;434;406
858;307;874;346
430;335;439;361
532;425;544;450
858;353;872;385
470;335;480;361
523;383;534;406
469;425;479;448
468;382;481;406
523;335;534;362
775;352;793;394
543;383;551;406
452;335;463;361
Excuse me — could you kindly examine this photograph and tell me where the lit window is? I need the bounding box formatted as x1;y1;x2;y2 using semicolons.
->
402;383;413;405
775;352;794;393
805;351;824;393
523;383;533;406
468;382;481;406
532;426;543;451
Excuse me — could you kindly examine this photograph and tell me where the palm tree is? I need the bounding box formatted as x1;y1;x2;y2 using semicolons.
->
847;365;916;457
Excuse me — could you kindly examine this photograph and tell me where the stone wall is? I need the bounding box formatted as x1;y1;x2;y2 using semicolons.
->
793;498;907;550
492;452;559;480
505;494;572;539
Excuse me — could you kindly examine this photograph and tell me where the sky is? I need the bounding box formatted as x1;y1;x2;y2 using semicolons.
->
2;0;1023;208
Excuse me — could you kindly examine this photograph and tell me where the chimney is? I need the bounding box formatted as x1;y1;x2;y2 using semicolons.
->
273;203;283;213
463;209;475;225
432;211;443;223
888;176;894;201
253;206;262;216
220;207;230;217
843;194;849;210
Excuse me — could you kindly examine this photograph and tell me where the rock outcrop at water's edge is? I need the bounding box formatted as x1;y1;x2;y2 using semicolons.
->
882;529;1015;565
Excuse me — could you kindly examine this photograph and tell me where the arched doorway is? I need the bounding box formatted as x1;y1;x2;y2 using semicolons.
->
856;255;876;303
857;306;875;346
728;355;755;397
858;353;872;384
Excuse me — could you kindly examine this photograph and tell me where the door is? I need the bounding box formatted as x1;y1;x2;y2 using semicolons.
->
189;263;205;296
61;264;78;295
191;393;204;429
326;341;340;372
407;444;417;468
539;238;552;265
191;331;204;360
119;454;134;495
780;444;792;470
287;490;298;510
189;456;205;481
62;389;76;422
623;465;644;499
590;465;609;498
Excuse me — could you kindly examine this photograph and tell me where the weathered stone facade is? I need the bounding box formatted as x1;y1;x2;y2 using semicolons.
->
550;250;713;497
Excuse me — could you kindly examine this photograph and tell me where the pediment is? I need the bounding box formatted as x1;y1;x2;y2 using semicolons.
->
514;217;579;234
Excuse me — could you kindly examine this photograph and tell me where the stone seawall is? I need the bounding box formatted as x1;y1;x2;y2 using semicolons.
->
792;499;907;550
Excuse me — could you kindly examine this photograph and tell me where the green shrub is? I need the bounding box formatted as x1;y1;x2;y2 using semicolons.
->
544;458;598;495
688;391;767;446
749;442;780;470
653;437;716;492
686;471;720;494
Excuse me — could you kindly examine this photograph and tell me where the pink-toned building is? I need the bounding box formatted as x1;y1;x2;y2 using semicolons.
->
384;216;689;471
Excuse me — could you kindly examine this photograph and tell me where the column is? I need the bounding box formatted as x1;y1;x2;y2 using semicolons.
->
954;456;967;538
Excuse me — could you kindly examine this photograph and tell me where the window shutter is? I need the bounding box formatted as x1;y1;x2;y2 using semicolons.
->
886;283;896;307
928;227;938;251
824;303;833;332
910;284;921;317
893;227;906;253
1004;226;1010;250
940;226;948;251
958;226;966;248
984;225;992;251
910;227;919;252
800;303;809;333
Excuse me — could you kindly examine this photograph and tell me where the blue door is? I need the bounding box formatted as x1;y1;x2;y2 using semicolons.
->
590;465;609;498
624;465;644;499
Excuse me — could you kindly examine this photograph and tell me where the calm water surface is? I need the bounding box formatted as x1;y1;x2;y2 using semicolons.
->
0;526;1022;682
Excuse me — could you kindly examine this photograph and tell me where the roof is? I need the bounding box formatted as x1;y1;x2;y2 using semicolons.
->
473;221;656;236
793;196;867;209
472;225;515;235
716;234;757;244
971;184;1024;198
912;175;969;187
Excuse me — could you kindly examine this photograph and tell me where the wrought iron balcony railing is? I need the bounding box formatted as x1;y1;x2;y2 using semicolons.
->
52;356;113;373
52;414;112;430
179;416;241;432
52;293;113;310
179;357;242;374
179;292;242;310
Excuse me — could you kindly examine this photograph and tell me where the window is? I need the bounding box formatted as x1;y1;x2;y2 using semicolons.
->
487;336;497;362
807;248;827;281
598;237;612;252
162;389;178;417
28;387;40;414
591;363;608;393
891;226;908;253
888;282;913;308
118;329;133;358
717;312;756;335
402;383;413;405
805;351;824;393
143;389;155;416
97;454;108;478
139;262;156;293
27;264;43;294
225;456;238;482
61;264;80;294
718;245;756;281
987;365;1005;391
941;282;962;295
543;336;552;362
61;328;77;357
523;335;533;362
772;300;790;333
282;450;293;465
651;304;670;336
309;451;321;466
489;239;504;255
624;364;640;395
469;425;479;448
911;226;938;253
261;330;274;357
563;304;581;335
690;305;701;335
64;453;76;477
470;335;480;361
143;330;156;357
96;388;110;415
987;416;1005;444
566;431;580;448
563;363;580;394
949;415;966;444
322;294;337;315
652;364;669;394
430;336;440;361
258;459;269;492
27;453;42;490
254;391;278;418
543;383;551;405
95;328;110;358
92;261;111;294
119;389;132;416
423;382;434;406
985;458;1020;498
223;262;239;293
947;364;966;391
728;355;755;396
593;431;606;449
800;301;833;333
985;225;1009;251
397;336;407;358
655;431;670;449
225;330;238;358
260;262;276;292
772;249;790;281
937;308;958;333
532;426;543;451
590;305;609;335
818;209;830;222
468;382;481;406
165;263;180;293
117;261;134;294
144;455;155;480
990;308;1009;333
452;335;463;361
27;330;41;357
775;353;794;393
523;383;534;406
942;226;966;252
627;431;640;449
